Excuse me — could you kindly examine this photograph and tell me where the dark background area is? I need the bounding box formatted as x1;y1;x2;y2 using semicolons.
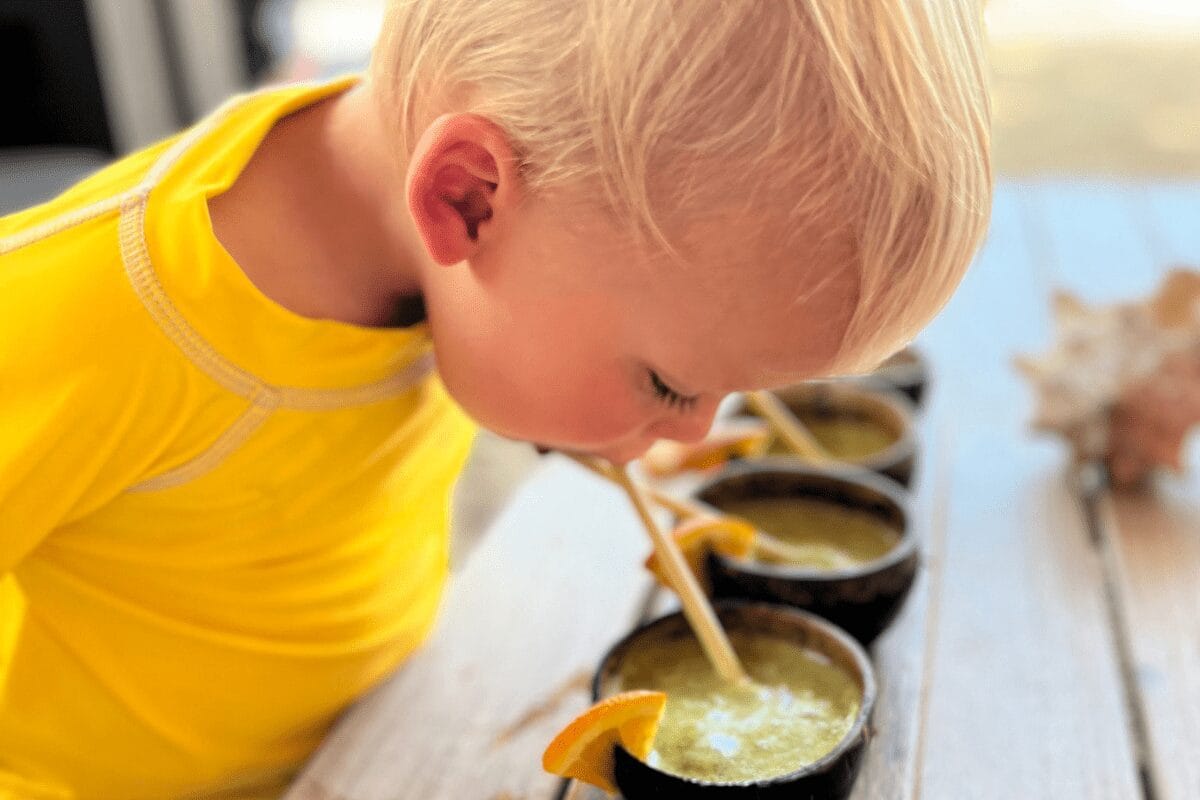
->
0;0;113;153
0;0;273;156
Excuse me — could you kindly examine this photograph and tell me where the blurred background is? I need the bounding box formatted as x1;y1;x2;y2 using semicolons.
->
3;0;1197;197
1;0;1197;551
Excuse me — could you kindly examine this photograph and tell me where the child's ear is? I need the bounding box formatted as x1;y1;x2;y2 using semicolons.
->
406;113;519;266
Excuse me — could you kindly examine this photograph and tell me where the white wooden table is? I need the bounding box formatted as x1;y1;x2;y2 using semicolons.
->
284;180;1200;800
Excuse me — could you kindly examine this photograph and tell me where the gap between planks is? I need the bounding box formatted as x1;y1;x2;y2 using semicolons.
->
1086;486;1161;800
905;417;953;800
1024;181;1182;800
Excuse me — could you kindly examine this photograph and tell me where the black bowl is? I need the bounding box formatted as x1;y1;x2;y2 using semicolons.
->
694;461;917;644
848;345;930;408
742;382;918;488
593;602;876;799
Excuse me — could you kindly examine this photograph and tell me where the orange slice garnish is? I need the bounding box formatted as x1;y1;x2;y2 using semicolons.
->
542;690;667;793
644;517;757;592
641;420;771;477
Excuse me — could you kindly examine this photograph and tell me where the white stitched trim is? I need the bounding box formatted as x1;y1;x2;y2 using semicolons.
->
116;80;435;410
118;194;436;408
6;80;437;492
277;351;437;410
0;192;133;256
126;350;435;491
128;395;277;492
119;192;265;398
116;80;437;490
0;90;246;256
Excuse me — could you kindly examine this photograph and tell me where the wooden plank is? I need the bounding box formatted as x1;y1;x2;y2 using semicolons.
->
1092;182;1200;800
1096;477;1200;800
918;184;1054;405
1024;181;1160;300
846;412;944;800
915;182;1142;798
285;455;655;800
917;429;1140;799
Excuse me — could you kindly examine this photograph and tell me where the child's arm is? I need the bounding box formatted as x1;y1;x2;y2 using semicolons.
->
0;231;184;574
0;358;150;573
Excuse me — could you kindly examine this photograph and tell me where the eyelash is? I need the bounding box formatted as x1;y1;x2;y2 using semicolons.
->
648;370;698;412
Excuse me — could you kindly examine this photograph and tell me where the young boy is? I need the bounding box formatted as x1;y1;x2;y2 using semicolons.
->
0;1;990;797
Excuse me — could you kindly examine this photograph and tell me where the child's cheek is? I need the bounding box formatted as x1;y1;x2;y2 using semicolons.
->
561;379;650;445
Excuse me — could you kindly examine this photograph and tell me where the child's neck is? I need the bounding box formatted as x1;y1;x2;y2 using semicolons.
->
208;83;427;329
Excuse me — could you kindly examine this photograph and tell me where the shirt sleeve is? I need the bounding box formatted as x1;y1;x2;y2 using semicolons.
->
0;216;179;574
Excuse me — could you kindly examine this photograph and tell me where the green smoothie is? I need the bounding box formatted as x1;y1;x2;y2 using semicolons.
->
616;632;861;782
765;417;896;461
719;498;900;570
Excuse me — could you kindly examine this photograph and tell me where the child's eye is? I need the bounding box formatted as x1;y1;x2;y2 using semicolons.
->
648;369;699;411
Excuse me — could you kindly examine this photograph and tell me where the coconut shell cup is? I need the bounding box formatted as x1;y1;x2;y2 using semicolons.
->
852;345;930;408
593;602;876;800
742;382;918;488
694;461;917;644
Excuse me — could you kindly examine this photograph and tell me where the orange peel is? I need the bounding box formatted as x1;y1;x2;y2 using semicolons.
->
542;690;667;793
644;517;756;592
640;420;771;477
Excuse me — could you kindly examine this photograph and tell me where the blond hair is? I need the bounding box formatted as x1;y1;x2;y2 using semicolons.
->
371;0;992;372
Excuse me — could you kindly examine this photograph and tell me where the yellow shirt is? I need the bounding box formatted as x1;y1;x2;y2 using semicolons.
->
0;77;475;799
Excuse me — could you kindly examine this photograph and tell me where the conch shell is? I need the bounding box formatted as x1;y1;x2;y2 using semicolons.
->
1015;268;1200;489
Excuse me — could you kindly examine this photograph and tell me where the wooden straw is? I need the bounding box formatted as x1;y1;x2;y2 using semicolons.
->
651;491;822;564
744;390;834;463
569;455;819;566
606;463;747;683
648;488;825;564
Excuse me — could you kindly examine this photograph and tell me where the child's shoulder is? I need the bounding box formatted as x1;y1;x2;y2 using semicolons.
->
0;75;381;399
0;77;359;327
1;76;357;246
0;137;175;247
0;122;185;346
